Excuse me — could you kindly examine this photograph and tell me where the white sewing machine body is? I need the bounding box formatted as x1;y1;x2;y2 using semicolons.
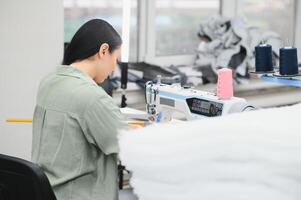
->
145;82;254;121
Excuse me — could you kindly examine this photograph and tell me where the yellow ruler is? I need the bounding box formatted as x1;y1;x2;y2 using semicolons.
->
6;118;33;123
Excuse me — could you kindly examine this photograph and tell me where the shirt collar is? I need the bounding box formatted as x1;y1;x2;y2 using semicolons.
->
57;65;98;86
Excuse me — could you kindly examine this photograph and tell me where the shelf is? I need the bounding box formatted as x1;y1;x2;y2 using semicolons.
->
260;75;301;88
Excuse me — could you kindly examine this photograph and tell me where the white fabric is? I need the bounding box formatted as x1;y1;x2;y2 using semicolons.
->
119;104;301;200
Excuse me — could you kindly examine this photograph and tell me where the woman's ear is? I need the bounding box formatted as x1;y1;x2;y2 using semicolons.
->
98;43;110;58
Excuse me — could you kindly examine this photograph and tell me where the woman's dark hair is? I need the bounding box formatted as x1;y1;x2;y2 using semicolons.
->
63;19;122;65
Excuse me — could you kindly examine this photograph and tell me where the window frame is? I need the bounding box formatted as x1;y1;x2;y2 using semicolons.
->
137;0;222;66
137;0;299;66
63;0;300;65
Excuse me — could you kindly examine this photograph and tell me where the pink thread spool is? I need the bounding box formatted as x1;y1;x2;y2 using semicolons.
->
217;68;233;99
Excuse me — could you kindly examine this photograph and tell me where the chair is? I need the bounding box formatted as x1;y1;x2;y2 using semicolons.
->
0;154;56;200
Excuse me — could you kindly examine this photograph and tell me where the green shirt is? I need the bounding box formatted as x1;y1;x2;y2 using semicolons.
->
32;66;124;200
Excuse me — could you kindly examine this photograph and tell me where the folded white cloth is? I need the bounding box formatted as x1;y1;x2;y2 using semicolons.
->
119;104;301;200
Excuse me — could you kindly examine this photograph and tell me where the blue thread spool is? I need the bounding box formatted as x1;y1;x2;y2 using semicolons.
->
255;44;274;73
279;47;299;76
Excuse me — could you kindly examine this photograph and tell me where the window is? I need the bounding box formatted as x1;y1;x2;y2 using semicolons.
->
236;0;296;45
155;0;220;56
64;0;137;61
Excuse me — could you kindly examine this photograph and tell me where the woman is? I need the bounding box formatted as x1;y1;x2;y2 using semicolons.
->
32;19;125;200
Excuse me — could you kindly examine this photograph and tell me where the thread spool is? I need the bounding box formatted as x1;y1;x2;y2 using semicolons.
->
255;44;274;73
217;68;233;100
279;47;299;76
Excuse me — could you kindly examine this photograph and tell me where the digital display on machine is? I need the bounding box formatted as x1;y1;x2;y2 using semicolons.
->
186;98;223;117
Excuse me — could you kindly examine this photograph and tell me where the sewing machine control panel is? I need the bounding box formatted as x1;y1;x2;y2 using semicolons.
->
186;98;223;117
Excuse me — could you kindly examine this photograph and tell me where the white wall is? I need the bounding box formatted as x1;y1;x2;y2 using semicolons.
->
0;0;63;160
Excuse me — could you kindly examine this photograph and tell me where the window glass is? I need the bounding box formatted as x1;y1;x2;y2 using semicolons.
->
236;0;296;45
64;0;137;61
155;0;220;56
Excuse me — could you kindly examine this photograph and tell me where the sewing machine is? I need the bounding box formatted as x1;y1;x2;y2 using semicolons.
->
145;81;254;122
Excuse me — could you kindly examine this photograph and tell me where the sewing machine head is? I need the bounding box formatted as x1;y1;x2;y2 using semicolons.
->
145;81;254;122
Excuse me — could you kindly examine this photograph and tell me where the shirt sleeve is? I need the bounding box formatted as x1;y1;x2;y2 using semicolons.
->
83;93;126;155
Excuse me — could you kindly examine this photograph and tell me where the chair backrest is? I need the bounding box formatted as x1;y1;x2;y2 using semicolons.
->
0;154;56;200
